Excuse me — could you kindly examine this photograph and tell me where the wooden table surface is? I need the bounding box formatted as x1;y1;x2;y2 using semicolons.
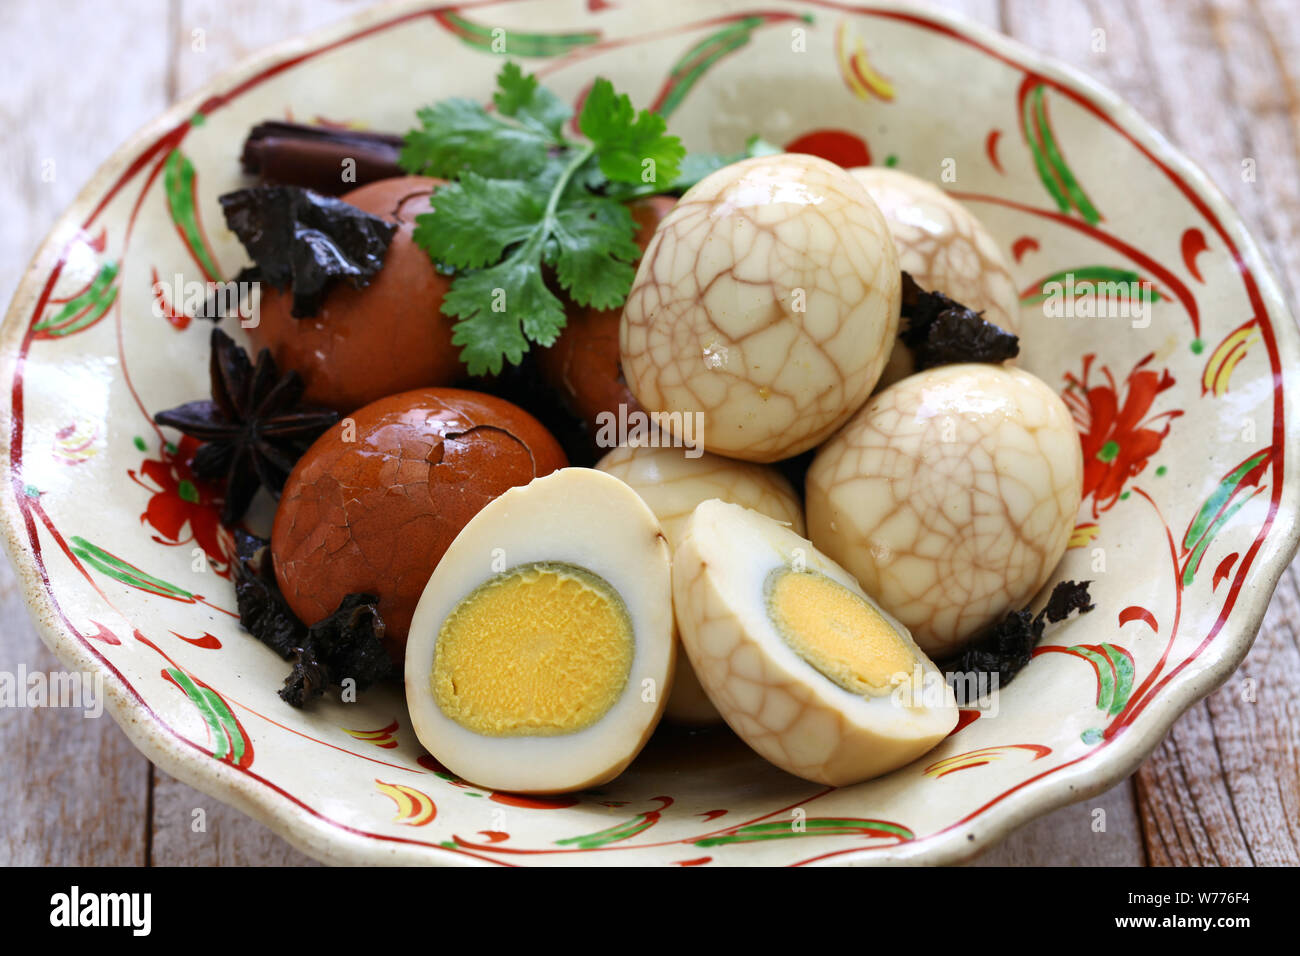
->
1;0;1296;866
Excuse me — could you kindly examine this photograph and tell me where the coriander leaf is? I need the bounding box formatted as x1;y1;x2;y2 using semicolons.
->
667;152;733;191
407;65;689;373
493;61;571;138
648;134;784;195
399;99;550;180
442;251;567;376
579;78;685;186
412;173;549;270
551;196;640;310
744;133;783;157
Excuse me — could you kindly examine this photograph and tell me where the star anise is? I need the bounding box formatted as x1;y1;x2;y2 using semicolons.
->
154;328;338;525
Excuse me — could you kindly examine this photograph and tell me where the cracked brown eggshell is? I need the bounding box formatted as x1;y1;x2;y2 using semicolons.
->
272;387;567;660
248;175;463;414
805;364;1083;657
594;443;804;725
620;154;901;463
847;167;1020;388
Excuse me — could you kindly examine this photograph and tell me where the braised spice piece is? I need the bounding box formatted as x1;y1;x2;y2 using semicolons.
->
218;185;397;317
940;580;1095;686
154;328;338;525
231;530;393;707
241;121;405;194
196;265;260;322
899;271;1020;370
284;594;392;707
231;528;302;658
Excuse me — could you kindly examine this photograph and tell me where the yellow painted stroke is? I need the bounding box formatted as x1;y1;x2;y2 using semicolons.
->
1068;523;1100;549
836;20;895;102
376;780;438;826
1203;324;1260;397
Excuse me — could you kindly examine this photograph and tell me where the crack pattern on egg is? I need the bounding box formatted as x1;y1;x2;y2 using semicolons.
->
672;500;957;786
848;167;1020;388
595;443;804;725
805;364;1083;657
620;153;900;462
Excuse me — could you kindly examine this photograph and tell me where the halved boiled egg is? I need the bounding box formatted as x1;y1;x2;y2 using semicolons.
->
405;468;674;793
594;443;805;726
672;499;957;786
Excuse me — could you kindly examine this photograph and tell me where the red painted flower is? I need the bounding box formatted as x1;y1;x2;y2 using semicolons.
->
1063;353;1183;517
130;434;232;576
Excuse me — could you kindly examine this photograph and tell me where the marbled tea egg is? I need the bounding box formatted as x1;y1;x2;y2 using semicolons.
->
595;443;804;725
620;154;900;462
847;167;1020;388
672;499;957;786
805;364;1083;657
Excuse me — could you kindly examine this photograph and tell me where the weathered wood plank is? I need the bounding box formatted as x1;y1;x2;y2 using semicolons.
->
968;782;1147;865
0;0;173;867
150;769;320;865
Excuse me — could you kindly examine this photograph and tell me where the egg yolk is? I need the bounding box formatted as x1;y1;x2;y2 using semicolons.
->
765;567;914;697
432;562;633;736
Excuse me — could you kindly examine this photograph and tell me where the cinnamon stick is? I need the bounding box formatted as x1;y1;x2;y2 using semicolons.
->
240;121;405;195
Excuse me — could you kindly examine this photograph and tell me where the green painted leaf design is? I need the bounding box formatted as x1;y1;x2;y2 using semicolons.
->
164;668;250;766
1038;643;1135;716
554;811;656;849
70;536;194;601
694;818;913;848
435;10;598;57
33;262;119;337
1077;645;1133;715
163;149;222;282
655;18;761;118
652;13;813;118
1181;450;1270;586
1019;266;1161;305
1022;83;1100;225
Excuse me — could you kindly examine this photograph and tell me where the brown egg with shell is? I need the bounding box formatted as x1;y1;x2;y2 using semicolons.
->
272;387;567;662
247;175;463;414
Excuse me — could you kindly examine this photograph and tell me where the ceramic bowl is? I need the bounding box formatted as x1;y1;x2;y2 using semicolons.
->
3;0;1297;866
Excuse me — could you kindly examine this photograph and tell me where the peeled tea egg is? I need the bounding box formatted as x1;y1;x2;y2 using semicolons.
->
672;499;957;786
620;153;900;463
594;443;805;725
805;364;1083;657
405;468;674;793
846;167;1020;388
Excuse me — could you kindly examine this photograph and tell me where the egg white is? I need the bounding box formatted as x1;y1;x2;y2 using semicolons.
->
673;499;957;786
405;468;674;793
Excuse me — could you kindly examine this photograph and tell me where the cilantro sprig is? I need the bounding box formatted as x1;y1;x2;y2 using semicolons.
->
400;63;685;376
